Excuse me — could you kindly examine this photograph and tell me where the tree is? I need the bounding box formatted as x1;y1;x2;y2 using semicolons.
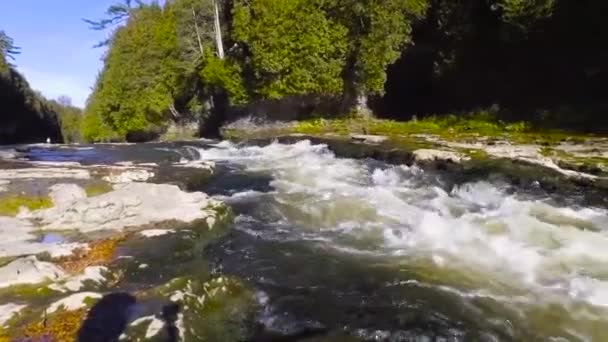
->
232;0;348;100
323;0;429;116
0;31;21;61
84;0;147;47
0;44;62;144
85;2;181;139
491;0;555;27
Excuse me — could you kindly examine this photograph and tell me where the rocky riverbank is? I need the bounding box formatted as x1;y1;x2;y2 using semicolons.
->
0;144;254;341
223;121;608;208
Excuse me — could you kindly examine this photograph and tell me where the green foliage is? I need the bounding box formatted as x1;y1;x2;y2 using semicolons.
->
0;50;62;144
232;0;348;99
80;0;603;136
47;98;83;143
200;57;248;104
85;3;180;139
81;102;119;142
327;0;429;95
492;0;555;26
0;30;20;61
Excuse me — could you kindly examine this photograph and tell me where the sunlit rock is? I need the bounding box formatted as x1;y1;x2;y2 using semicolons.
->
0;256;65;289
24;183;226;232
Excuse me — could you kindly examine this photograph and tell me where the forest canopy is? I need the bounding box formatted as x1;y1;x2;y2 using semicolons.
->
10;0;599;142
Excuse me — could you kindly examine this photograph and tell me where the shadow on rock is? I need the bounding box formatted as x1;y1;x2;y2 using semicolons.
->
77;292;136;342
161;302;181;342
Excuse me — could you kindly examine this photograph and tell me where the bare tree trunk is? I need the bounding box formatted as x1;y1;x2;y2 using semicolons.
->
213;0;225;59
191;5;204;59
169;103;181;120
340;81;373;119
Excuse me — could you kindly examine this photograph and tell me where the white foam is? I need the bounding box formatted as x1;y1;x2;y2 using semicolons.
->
193;140;608;313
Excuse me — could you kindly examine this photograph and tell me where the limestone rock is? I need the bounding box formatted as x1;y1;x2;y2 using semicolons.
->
103;169;154;183
47;292;102;314
0;216;84;258
26;183;223;232
0;303;26;326
350;134;389;144
0;167;90;180
0;180;9;192
413;149;469;164
49;183;87;206
0;256;66;288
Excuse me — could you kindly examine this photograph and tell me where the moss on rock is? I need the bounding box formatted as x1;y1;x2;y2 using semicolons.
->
15;308;88;342
126;276;256;341
83;181;113;197
0;195;52;217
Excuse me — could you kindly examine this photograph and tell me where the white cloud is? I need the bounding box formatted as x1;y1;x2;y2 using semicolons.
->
16;66;92;108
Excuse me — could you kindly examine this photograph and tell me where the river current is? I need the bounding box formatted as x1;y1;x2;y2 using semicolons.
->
194;140;608;341
22;139;608;341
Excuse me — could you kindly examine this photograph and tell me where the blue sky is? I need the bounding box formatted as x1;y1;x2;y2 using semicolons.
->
0;1;125;108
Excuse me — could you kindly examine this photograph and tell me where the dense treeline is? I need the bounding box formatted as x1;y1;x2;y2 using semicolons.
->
0;31;83;144
379;0;608;131
0;31;62;144
83;0;608;142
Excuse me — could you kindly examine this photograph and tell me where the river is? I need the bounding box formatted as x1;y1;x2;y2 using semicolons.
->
21;139;608;341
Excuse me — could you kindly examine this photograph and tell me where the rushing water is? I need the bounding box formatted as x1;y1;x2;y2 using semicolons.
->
20;140;608;341
191;140;608;341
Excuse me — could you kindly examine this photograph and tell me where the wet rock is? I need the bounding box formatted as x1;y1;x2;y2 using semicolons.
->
103;169;154;183
0;217;84;258
413;149;469;165
350;134;389;144
24;183;225;232
0;256;65;288
0;149;18;160
123;276;256;341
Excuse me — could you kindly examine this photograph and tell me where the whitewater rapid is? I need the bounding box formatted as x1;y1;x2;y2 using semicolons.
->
194;140;608;340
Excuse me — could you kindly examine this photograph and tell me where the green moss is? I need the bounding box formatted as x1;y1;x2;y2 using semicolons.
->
0;195;52;217
0;282;59;303
289;111;533;139
83;182;113;197
138;276;255;341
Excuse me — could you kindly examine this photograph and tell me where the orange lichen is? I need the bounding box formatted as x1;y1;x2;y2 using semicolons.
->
17;308;87;342
54;235;125;275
